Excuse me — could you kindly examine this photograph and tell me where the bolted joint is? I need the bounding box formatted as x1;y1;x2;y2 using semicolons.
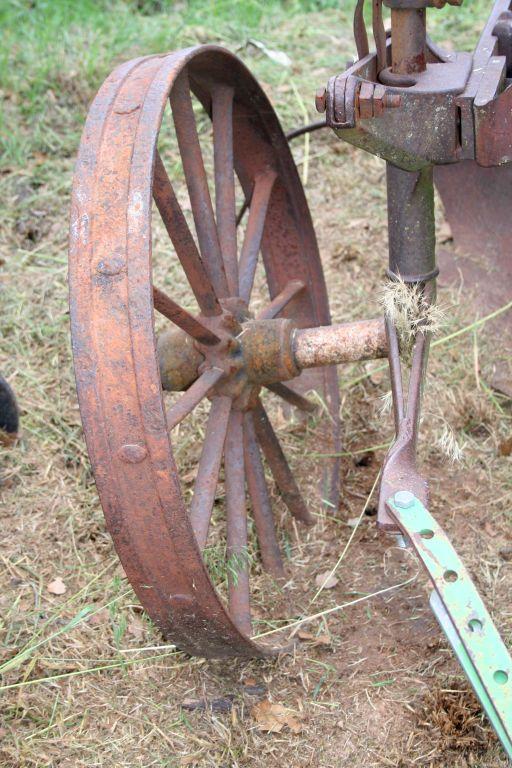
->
357;82;402;120
240;319;300;386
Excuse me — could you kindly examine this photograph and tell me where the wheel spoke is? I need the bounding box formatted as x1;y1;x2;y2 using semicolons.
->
153;286;220;345
212;85;238;296
166;367;224;430
190;396;231;549
253;401;313;525
170;71;229;298
243;412;284;578
256;280;306;320
153;152;221;316
238;170;278;304
265;382;316;413
224;410;251;635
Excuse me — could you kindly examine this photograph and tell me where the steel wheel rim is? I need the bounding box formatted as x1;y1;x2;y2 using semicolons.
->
69;46;340;658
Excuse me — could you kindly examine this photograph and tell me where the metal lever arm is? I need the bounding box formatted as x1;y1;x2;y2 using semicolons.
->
386;493;512;760
378;312;432;528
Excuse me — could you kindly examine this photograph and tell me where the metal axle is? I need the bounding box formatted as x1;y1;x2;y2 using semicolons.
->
158;316;387;393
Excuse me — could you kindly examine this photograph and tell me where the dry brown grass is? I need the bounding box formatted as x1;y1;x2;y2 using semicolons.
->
1;4;512;768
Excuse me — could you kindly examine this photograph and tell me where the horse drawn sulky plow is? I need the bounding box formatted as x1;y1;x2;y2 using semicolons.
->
69;0;512;758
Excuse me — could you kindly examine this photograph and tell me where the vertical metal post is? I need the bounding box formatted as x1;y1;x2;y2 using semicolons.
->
386;163;437;282
390;7;427;74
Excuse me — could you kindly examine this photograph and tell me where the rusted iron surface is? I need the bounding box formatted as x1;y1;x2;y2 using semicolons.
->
389;7;427;76
170;70;229;300
165;367;224;431
256;279;305;321
253;401;314;525
153;152;221;316
378;287;434;530
241;319;300;387
152;286;220;345
157;326;204;392
238;171;278;304
243;412;285;579
189;395;232;550
325;8;512;755
386;164;437;282
474;79;512;167
435;161;512;397
293;318;387;369
157;314;387;394
69;46;341;658
69;0;512;678
225;410;251;636
354;0;369;61
324;43;472;168
266;382;316;413
324;0;512;383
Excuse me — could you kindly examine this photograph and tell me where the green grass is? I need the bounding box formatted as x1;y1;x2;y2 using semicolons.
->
0;0;491;168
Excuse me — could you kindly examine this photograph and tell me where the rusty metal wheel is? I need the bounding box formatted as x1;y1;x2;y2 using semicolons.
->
69;46;340;658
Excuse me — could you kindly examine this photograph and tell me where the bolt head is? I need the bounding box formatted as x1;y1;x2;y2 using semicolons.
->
394;490;416;509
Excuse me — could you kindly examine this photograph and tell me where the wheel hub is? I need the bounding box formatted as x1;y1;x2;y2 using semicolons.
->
159;297;302;411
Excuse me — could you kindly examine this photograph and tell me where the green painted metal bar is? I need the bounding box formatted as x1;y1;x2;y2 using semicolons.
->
430;591;512;757
386;492;512;761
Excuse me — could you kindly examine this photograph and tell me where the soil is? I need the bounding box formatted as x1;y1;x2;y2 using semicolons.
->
1;12;511;768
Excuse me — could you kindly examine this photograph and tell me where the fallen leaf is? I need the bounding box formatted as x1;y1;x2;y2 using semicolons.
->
314;570;339;590
297;630;332;647
499;437;512;456
252;700;303;733
47;577;66;595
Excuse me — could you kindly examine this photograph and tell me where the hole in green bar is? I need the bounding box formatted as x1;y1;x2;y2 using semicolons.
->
494;670;509;685
419;529;434;539
468;619;483;632
444;570;458;583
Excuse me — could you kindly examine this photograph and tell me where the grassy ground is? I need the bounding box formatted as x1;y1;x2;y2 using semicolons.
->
1;1;511;766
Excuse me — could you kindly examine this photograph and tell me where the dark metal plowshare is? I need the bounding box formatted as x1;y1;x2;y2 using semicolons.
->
69;1;512;757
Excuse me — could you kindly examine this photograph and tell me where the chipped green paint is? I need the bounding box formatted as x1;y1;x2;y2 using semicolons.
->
387;494;512;761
